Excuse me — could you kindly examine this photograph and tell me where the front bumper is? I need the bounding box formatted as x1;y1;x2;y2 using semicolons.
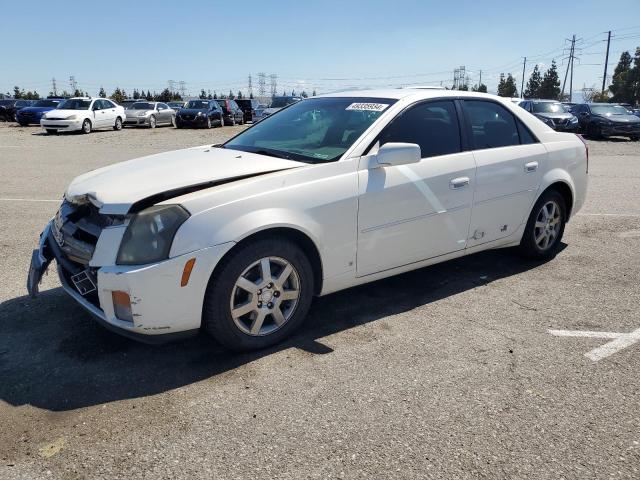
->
176;115;208;127
553;122;579;132
124;116;149;126
41;119;83;132
16;113;43;124
601;123;640;137
28;221;234;343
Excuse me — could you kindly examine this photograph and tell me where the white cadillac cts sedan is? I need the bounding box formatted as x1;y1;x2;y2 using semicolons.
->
28;89;588;350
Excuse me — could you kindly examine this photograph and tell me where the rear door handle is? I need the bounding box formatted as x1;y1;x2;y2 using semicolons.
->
525;161;539;172
450;177;470;189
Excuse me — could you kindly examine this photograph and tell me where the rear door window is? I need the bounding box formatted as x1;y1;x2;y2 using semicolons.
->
462;100;520;150
377;100;462;158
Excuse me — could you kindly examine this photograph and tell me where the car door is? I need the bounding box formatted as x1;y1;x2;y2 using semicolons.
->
91;100;106;127
461;99;545;247
102;99;118;127
156;103;169;124
356;100;476;276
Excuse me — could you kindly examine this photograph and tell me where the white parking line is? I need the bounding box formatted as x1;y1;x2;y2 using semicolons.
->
548;327;640;362
577;213;640;218
0;198;59;203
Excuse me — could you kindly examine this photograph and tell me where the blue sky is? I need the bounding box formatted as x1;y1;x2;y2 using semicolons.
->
4;0;640;98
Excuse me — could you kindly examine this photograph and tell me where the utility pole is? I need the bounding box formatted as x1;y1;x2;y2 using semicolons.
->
269;74;277;97
247;75;253;97
51;77;57;97
479;70;482;88
602;30;611;93
520;57;526;98
561;35;575;101
569;35;575;102
258;73;266;96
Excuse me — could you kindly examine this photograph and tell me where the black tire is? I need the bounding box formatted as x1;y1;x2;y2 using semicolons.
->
205;117;212;129
217;116;224;127
587;123;602;139
202;237;314;351
518;189;567;260
629;135;639;142
18;122;28;127
230;116;236;126
46;129;56;135
81;119;92;134
148;115;157;129
113;116;123;131
171;115;176;127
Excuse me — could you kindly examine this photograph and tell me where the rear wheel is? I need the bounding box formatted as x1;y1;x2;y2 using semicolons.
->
81;119;92;134
202;238;314;351
113;117;123;131
518;190;566;260
148;115;156;129
205;117;212;129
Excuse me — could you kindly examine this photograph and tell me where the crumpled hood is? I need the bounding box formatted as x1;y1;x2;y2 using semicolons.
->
65;146;306;215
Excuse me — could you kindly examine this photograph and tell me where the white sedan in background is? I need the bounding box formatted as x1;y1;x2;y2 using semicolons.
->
28;89;588;351
41;97;125;134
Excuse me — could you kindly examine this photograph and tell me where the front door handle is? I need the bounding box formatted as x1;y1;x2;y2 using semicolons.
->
525;161;539;172
450;177;470;189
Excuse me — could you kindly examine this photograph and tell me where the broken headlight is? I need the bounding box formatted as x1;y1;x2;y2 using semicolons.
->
116;205;190;265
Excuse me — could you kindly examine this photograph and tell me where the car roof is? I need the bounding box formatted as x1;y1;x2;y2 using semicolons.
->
317;89;505;102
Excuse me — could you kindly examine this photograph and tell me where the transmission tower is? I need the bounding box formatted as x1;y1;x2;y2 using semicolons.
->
452;66;466;89
69;75;77;93
269;74;277;96
168;80;175;93
257;73;266;96
247;75;253;97
178;81;187;99
51;78;58;97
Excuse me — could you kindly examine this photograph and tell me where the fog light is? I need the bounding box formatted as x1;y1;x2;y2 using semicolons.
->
112;290;133;322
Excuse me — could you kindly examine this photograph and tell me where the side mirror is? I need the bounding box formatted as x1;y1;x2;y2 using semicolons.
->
371;142;421;168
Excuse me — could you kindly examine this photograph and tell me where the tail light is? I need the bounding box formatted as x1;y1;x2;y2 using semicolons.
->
576;134;588;173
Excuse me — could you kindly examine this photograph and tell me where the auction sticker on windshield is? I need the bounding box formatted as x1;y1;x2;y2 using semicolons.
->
345;103;389;112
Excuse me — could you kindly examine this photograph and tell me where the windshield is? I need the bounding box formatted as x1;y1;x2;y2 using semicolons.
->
224;97;396;163
168;102;183;108
58;99;91;110
532;102;567;114
33;100;61;108
270;97;298;108
186;100;209;109
591;104;630;116
0;100;15;106
131;102;154;110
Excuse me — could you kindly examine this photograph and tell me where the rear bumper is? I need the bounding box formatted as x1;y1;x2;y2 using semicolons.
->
29;221;234;343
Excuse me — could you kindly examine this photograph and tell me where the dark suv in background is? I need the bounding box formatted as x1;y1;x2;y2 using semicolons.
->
519;99;579;132
175;100;224;128
235;98;264;123
0;99;33;121
574;103;640;140
216;99;244;125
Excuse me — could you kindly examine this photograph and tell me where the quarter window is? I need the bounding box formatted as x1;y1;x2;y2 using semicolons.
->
463;100;520;149
377;100;462;158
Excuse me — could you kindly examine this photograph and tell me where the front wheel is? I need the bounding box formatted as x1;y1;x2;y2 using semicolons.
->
587;123;602;139
148;115;156;129
518;190;566;260
202;238;314;351
113;117;123;131
205;117;212;129
45;129;56;135
81;119;92;134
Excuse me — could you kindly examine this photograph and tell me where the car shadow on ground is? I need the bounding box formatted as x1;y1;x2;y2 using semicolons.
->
0;246;563;411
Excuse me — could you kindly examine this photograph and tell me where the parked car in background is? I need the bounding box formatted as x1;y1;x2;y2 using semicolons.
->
40;97;125;134
124;101;176;128
0;99;33;121
216;99;245;125
562;102;578;113
15;98;64;126
519;99;579;132
235;98;265;123
573;103;640;140
175;99;223;128
119;99;142;110
263;96;301;117
167;101;186;112
28;90;587;350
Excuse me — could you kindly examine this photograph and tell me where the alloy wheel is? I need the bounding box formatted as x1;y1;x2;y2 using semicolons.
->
230;256;301;336
534;201;561;250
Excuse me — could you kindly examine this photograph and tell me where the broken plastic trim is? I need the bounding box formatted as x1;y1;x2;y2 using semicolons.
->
128;170;286;214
